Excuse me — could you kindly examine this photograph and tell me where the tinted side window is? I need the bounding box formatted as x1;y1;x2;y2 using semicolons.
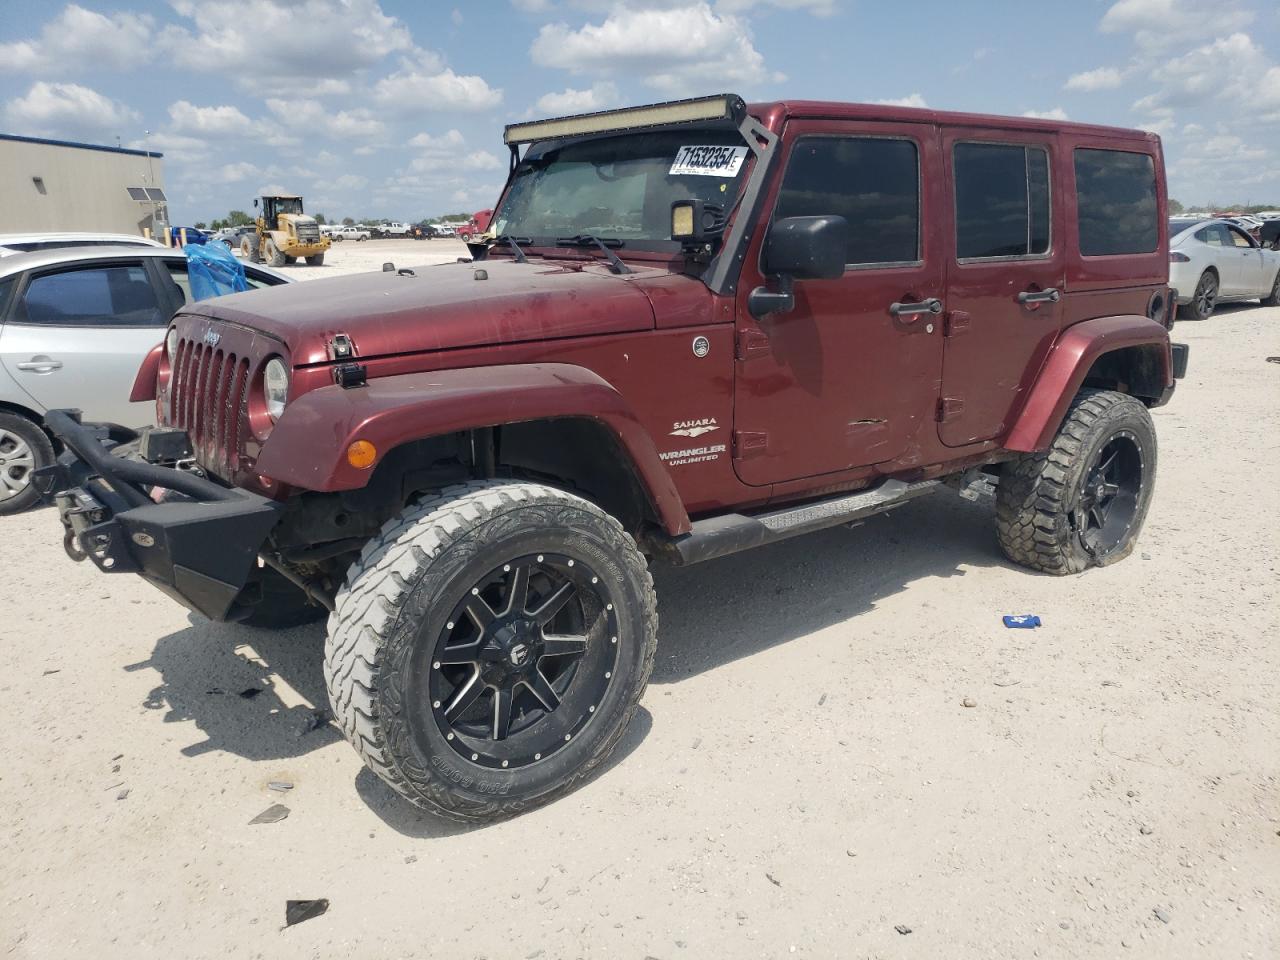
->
775;136;919;265
1074;148;1157;256
954;143;1051;260
18;264;162;326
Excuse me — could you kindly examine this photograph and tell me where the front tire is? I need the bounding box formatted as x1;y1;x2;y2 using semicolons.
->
240;234;261;262
325;480;657;822
1178;270;1218;320
996;389;1156;575
265;238;286;267
0;412;54;515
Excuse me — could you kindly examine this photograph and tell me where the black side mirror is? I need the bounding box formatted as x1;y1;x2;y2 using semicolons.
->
749;215;848;318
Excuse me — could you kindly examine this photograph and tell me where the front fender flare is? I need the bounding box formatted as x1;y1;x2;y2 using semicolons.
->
1005;315;1172;453
254;362;690;535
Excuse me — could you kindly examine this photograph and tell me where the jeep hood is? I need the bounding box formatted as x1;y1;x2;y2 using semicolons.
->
179;258;660;364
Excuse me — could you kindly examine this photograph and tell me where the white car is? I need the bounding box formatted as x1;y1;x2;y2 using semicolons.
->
0;245;289;513
0;232;161;257
1169;218;1280;320
379;222;410;237
336;226;370;241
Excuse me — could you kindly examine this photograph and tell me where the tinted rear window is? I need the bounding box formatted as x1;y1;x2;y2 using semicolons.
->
774;136;920;265
1075;149;1158;256
18;264;162;326
954;143;1051;260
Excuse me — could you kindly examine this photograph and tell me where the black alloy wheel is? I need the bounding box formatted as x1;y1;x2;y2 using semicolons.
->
423;553;619;770
1070;431;1144;561
1191;271;1217;319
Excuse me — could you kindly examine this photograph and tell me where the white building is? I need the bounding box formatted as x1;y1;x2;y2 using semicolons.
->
0;133;167;237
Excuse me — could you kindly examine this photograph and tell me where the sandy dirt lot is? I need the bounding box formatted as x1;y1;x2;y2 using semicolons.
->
243;236;470;279
2;302;1276;959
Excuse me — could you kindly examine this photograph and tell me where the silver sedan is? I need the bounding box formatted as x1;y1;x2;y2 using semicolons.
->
1169;218;1280;320
0;245;289;513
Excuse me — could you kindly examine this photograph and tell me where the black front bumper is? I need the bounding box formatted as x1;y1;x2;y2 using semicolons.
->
36;410;282;621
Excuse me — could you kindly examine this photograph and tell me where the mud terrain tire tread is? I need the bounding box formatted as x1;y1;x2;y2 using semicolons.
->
323;479;657;822
995;389;1156;576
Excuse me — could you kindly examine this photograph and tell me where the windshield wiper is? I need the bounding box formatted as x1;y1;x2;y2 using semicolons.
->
555;235;631;275
490;234;530;263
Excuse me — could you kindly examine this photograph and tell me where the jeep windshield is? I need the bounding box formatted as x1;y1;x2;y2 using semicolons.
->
491;129;751;253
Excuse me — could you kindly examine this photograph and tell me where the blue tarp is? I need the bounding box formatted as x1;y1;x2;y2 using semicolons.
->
185;240;248;301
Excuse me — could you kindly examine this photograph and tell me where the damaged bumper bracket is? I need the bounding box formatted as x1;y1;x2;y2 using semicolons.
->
36;409;283;621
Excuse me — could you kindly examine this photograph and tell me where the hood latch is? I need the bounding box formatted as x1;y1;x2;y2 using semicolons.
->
328;333;355;361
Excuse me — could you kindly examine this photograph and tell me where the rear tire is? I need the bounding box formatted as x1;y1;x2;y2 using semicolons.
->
996;389;1156;575
324;480;657;822
305;253;324;266
0;412;53;516
1262;268;1280;307
1178;270;1218;320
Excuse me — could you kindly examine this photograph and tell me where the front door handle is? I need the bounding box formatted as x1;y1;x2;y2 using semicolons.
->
1016;288;1061;305
889;298;943;318
16;357;63;372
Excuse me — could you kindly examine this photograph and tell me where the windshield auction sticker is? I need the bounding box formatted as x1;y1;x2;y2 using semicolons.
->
670;145;748;177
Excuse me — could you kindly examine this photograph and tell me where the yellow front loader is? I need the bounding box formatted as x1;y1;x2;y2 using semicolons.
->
240;194;330;267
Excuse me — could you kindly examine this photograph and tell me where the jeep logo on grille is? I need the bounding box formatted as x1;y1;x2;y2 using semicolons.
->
202;328;221;347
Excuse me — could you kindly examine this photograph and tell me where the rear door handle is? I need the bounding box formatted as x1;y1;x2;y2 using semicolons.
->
889;298;943;318
16;358;63;372
1016;288;1061;305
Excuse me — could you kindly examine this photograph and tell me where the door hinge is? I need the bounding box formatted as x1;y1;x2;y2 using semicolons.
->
735;328;771;361
733;430;769;459
936;397;965;423
944;310;971;337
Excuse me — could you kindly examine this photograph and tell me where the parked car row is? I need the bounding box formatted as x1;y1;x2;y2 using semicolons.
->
0;242;289;513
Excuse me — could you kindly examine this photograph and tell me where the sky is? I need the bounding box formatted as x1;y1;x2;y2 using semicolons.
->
1;0;1278;224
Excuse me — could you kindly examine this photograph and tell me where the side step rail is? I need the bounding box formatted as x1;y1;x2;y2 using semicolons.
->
665;479;940;565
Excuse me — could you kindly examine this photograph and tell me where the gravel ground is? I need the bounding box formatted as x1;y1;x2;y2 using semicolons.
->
2;303;1276;959
242;236;470;279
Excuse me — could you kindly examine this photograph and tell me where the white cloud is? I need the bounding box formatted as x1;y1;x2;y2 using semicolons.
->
510;0;554;10
167;101;257;137
535;82;619;114
462;150;503;170
408;129;467;154
265;98;386;138
374;64;503;111
1022;108;1069;121
1065;66;1124;92
451;8;464;25
1138;33;1268;114
213;161;263;183
330;173;369;190
872;93;928;108
3;81;139;140
0;5;157;74
530;3;781;93
1100;0;1253;49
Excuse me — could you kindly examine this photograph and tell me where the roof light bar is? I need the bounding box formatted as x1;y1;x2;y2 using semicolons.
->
504;93;745;145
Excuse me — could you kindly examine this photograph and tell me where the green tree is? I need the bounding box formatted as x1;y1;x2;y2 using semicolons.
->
194;221;207;229
227;209;253;227
314;213;326;224
1168;198;1184;215
342;217;355;226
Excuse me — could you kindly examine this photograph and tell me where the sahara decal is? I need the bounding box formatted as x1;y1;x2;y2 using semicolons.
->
670;417;719;438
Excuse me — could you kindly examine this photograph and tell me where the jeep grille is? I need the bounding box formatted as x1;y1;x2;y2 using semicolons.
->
169;335;251;479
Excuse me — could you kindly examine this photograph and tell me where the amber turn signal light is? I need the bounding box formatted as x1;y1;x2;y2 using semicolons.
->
347;440;377;469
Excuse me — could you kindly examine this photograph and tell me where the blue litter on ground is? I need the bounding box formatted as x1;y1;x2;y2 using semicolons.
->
1003;615;1042;628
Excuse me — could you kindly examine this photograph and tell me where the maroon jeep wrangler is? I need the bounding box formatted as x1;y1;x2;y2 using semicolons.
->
41;94;1188;821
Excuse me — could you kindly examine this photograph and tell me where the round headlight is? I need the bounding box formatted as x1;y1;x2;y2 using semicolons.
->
165;327;179;359
263;358;289;420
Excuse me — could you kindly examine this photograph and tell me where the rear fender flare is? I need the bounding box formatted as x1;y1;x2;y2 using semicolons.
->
1005;315;1172;453
254;362;691;535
